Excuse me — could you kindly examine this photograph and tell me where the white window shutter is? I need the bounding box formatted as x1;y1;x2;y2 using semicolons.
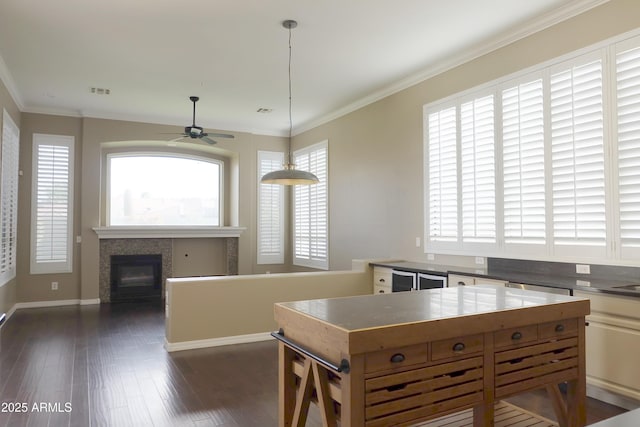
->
461;94;496;243
427;107;458;242
293;141;328;269
550;58;606;250
502;79;546;245
257;151;285;264
0;110;20;285
31;134;74;274
617;44;640;251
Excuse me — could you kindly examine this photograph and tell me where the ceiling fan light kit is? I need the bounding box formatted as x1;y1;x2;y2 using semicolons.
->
260;19;319;186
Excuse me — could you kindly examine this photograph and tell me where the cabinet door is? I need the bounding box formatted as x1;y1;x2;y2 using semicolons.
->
573;291;640;401
373;267;392;294
474;277;507;288
448;274;475;287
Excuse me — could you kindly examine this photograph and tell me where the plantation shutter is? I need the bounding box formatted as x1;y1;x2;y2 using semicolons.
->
427;107;458;242
257;151;284;264
31;134;74;274
293;141;328;269
0;110;20;285
460;94;496;243
617;43;640;250
502;79;546;244
550;58;606;248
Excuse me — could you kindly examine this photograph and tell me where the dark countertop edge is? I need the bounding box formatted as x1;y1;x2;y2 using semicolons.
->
370;261;640;298
370;261;479;276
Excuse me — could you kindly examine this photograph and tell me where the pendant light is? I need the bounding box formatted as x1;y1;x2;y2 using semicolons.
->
260;20;319;185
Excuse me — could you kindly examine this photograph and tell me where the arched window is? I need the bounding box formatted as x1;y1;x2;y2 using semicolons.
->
107;153;223;226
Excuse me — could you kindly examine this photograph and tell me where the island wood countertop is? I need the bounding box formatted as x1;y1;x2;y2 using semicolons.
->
275;286;590;360
274;287;590;427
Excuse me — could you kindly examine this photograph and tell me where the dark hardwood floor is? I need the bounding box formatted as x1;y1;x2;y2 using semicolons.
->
0;302;627;426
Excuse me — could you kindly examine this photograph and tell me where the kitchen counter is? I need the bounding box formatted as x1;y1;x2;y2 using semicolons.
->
370;260;485;276
274;287;589;426
370;260;640;298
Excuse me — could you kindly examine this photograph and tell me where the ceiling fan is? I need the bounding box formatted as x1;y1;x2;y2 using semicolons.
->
171;96;234;145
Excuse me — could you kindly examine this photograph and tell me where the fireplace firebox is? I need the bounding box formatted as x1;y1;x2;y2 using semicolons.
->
110;254;162;302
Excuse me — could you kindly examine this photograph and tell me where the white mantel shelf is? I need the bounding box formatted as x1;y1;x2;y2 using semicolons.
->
93;226;246;239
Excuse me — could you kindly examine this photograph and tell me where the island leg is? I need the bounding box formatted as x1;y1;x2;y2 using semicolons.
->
279;342;297;427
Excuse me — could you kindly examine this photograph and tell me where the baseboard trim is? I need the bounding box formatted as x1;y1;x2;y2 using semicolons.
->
587;381;640;410
165;332;273;352
15;298;101;309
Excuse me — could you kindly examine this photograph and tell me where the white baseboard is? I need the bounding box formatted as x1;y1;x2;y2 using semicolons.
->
15;298;101;309
2;304;17;324
165;332;273;352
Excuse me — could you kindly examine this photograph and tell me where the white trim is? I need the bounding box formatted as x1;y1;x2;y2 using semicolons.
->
294;0;610;135
93;226;245;239
0;55;24;111
164;332;272;352
14;299;100;309
30;134;75;275
5;303;18;322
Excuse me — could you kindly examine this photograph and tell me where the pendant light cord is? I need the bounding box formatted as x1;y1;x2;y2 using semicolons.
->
287;23;293;166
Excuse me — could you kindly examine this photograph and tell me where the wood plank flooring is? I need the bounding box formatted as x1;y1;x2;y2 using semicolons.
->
0;302;628;427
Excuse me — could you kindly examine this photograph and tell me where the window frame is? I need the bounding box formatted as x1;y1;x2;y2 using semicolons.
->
292;140;329;270
106;151;224;227
30;133;75;274
0;109;20;285
257;150;285;264
423;29;640;265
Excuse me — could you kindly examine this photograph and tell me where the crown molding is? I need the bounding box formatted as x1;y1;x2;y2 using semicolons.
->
293;0;610;135
0;55;24;111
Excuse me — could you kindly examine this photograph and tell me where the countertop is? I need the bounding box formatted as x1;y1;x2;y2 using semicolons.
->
370;261;484;276
370;260;640;298
276;286;587;331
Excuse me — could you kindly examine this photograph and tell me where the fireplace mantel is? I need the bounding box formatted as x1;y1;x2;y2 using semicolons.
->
93;226;245;239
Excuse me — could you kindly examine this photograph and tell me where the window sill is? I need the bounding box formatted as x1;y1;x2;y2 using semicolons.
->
93;226;246;239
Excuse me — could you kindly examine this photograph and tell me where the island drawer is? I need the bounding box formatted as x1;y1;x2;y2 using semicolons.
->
538;318;578;339
364;356;484;427
494;324;538;349
365;344;428;373
431;334;483;361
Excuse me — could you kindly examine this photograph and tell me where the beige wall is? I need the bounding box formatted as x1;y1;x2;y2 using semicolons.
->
166;267;372;347
3;0;640;306
293;0;640;270
0;78;19;314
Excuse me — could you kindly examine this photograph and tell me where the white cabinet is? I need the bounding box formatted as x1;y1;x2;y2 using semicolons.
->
448;273;506;288
373;266;392;295
573;290;640;405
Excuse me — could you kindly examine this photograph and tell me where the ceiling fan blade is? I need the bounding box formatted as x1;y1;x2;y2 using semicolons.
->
201;136;218;145
206;132;234;139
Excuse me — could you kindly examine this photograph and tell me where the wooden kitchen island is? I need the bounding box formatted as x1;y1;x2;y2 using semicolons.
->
273;286;589;427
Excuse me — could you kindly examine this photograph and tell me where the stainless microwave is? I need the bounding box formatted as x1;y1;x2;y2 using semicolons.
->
391;270;447;292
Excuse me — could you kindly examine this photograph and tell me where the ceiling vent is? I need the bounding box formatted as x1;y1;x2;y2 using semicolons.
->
90;87;111;95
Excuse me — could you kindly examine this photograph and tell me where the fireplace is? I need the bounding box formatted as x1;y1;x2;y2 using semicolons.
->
110;254;162;302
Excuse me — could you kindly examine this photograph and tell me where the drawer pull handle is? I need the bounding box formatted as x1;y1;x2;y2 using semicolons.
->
390;353;405;363
458;281;465;286
378;289;385;294
380;278;385;283
555;324;565;332
511;332;523;340
452;342;466;352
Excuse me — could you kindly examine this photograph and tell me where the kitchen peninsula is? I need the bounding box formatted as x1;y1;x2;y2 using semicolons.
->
274;286;589;427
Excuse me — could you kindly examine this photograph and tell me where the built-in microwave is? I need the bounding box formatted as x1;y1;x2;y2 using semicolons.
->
391;270;447;292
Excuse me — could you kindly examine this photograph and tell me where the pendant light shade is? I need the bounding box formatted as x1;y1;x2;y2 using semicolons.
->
260;20;319;186
260;164;320;185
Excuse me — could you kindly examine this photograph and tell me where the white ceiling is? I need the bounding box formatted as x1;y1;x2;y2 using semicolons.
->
0;0;605;137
